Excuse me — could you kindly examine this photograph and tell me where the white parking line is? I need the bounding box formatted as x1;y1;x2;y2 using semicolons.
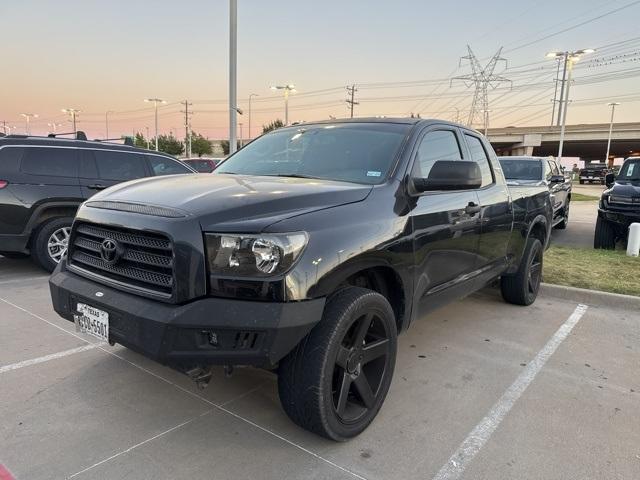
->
432;303;589;480
0;344;99;374
67;410;214;479
0;297;367;480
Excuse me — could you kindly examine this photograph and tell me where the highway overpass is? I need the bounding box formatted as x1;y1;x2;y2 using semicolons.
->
487;122;640;165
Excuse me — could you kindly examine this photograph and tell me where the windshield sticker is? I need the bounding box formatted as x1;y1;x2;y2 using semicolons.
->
367;171;382;177
627;163;635;176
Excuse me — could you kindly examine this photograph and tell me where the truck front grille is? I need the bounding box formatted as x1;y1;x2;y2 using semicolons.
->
68;222;174;297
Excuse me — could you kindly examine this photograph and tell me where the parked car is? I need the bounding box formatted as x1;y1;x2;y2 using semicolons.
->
0;134;196;271
499;156;571;229
594;156;640;249
49;118;551;441
579;164;609;185
182;157;223;173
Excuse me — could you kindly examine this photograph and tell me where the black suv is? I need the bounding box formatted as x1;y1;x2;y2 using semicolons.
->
499;156;572;229
594;157;640;249
0;134;195;271
50;119;551;440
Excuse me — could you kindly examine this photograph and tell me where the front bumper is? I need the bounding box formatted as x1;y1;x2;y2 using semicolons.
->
49;264;325;368
599;208;640;228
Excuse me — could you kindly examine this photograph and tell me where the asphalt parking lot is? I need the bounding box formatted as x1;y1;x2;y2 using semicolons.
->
1;256;639;480
551;183;602;249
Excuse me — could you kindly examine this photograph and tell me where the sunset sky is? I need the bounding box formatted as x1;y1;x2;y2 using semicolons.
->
1;0;639;140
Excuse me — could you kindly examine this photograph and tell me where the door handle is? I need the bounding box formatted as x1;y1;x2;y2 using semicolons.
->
465;202;481;214
87;184;107;190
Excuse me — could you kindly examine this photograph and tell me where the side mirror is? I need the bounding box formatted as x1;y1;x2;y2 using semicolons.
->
549;174;565;183
412;160;482;193
605;173;615;188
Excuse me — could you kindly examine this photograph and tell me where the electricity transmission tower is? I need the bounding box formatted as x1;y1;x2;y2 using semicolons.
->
346;84;359;118
451;46;510;131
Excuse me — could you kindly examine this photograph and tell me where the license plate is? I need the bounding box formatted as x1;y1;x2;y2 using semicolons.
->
74;303;109;342
588;176;594;179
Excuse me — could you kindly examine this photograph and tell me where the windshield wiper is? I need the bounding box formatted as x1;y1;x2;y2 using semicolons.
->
263;173;319;180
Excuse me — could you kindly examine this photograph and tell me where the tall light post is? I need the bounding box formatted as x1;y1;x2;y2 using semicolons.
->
229;0;238;154
270;84;296;125
105;110;114;139
546;49;595;162
248;93;259;140
145;126;151;149
144;98;166;151
20;113;38;135
239;122;244;148
605;102;620;168
481;109;491;136
62;108;81;133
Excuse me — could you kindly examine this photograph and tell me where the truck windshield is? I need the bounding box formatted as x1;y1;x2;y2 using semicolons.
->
215;123;410;185
618;159;640;180
499;159;542;180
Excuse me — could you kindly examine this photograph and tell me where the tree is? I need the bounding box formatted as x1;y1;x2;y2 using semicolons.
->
190;132;213;157
220;140;242;156
262;119;284;134
134;132;148;149
155;134;184;156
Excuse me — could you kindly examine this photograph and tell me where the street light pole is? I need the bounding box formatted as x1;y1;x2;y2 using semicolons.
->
239;122;243;148
105;111;114;139
482;109;491;136
547;49;594;163
145;126;150;149
62;108;80;133
248;93;258;140
270;84;296;125
144;98;166;151
605;102;620;168
20;113;38;135
47;122;62;134
229;0;238;155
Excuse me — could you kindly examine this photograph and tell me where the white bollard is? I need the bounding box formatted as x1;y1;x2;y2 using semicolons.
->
627;223;640;257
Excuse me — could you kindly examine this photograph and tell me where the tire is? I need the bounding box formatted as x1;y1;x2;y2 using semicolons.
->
278;287;397;441
593;216;616;250
32;217;73;272
555;200;570;230
501;237;543;306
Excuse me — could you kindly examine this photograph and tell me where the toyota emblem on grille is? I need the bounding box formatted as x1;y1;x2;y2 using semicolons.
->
100;238;122;265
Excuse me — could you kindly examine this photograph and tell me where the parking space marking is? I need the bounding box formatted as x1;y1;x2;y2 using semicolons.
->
67;410;214;479
0;344;99;374
432;303;589;480
0;297;368;480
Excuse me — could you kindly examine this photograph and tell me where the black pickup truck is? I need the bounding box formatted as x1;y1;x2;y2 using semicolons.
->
50;118;551;440
499;156;571;229
595;156;640;249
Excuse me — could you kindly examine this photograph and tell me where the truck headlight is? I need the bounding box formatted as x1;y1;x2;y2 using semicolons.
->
205;232;308;277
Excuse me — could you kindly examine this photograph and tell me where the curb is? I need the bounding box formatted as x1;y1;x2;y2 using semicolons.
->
540;282;640;310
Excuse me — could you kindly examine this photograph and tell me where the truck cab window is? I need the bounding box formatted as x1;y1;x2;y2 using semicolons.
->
464;134;494;187
413;130;462;178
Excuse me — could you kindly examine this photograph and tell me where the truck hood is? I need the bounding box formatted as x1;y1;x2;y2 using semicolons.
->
91;173;373;232
609;181;640;197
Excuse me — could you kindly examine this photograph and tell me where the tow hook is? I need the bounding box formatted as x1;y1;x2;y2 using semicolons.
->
186;366;213;390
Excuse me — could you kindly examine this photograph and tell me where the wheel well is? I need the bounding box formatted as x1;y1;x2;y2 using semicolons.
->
340;266;405;331
28;206;77;244
529;221;547;245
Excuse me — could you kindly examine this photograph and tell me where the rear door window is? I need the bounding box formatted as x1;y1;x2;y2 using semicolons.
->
147;155;192;176
464;135;494;187
20;147;78;177
93;150;147;181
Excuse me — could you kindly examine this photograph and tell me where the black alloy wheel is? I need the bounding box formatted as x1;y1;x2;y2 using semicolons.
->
332;311;391;424
278;287;397;441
